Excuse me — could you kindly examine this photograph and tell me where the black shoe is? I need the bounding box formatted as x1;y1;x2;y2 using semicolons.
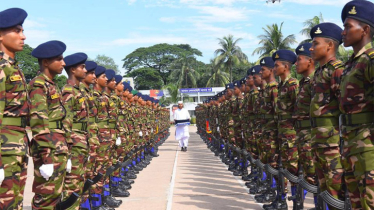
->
102;196;121;208
111;187;130;197
264;198;287;210
92;206;114;210
181;147;184;151
151;152;159;157
233;170;243;176
119;182;132;190
133;165;142;171
126;172;137;179
120;177;134;185
184;147;187;152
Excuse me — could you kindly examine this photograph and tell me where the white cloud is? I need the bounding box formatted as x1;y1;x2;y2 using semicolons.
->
160;17;177;23
105;35;188;46
127;0;137;5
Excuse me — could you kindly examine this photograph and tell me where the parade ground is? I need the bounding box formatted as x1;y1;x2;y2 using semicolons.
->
24;126;316;210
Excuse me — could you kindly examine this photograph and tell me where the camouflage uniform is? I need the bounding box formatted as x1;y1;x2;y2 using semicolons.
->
80;82;99;202
293;72;316;185
276;75;299;185
254;88;264;161
0;52;29;210
247;88;259;158
339;43;374;210
92;87;111;195
29;73;68;209
61;80;89;210
310;59;344;201
109;93;121;178
260;81;278;167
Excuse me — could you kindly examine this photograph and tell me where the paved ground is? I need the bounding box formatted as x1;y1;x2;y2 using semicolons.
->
23;126;315;209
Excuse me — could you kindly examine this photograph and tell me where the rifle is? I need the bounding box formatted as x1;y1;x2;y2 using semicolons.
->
56;192;79;210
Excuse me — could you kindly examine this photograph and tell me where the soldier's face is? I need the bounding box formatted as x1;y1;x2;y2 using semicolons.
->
240;84;245;92
247;75;254;86
0;25;26;54
260;66;271;80
97;74;108;88
310;37;330;62
342;18;368;47
253;74;261;86
274;61;285;77
116;82;124;92
73;64;87;80
234;87;241;96
84;71;96;84
123;89;129;96
295;55;310;74
226;89;233;98
107;79;116;90
45;55;65;75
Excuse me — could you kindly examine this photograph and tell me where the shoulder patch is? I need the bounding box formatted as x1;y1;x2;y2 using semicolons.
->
63;86;73;92
330;60;343;69
365;48;374;60
33;78;45;87
288;79;298;86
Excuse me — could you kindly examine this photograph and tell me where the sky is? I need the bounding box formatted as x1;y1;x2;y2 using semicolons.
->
3;0;354;75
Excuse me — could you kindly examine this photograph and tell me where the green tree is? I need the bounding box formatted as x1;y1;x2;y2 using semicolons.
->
252;22;297;59
94;54;120;74
300;13;324;43
168;53;200;88
162;83;180;103
206;60;230;87
126;67;163;90
214;35;248;82
337;46;353;63
122;43;202;85
15;44;39;82
54;75;67;89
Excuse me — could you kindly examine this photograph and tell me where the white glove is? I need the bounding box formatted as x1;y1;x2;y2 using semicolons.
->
217;126;220;132
151;128;154;133
139;131;143;137
39;164;54;181
66;159;72;173
116;137;121;146
146;131;149;135
0;169;4;186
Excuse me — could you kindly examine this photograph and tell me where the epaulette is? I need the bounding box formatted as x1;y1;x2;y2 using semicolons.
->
33;77;45;87
268;81;278;88
330;60;343;69
93;91;100;96
364;48;374;60
288;78;298;86
62;85;73;93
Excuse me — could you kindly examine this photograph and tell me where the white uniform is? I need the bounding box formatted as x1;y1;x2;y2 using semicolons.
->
173;108;190;148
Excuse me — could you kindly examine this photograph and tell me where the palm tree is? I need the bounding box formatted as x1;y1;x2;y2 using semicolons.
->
206;59;230;87
300;13;324;43
252;22;297;59
214;35;248;82
162;83;180;103
169;53;200;88
337;46;353;63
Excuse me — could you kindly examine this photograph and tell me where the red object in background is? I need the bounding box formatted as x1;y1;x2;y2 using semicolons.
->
150;90;164;98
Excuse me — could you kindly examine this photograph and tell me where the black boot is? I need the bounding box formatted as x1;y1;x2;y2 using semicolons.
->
102;195;121;208
111;186;130;197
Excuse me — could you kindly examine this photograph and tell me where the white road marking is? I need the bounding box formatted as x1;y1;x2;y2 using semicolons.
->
166;148;179;210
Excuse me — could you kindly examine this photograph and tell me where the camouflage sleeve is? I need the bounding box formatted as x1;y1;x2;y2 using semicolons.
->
29;81;54;164
61;86;74;144
290;83;299;106
0;68;5;168
365;59;374;83
331;67;343;99
271;87;278;121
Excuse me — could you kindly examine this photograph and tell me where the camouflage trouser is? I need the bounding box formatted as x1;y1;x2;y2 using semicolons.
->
342;124;374;210
262;129;278;167
296;128;316;185
0;155;28;210
82;144;98;203
109;129;117;168
93;139;111;194
32;152;67;210
63;146;88;210
279;127;298;187
113;134;129;177
313;146;344;209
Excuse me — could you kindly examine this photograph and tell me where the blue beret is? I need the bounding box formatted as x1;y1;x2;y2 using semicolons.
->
64;52;88;69
295;43;312;57
123;82;129;89
85;61;97;72
260;57;274;68
32;40;66;59
114;75;123;84
0;8;27;29
272;50;297;64
310;23;343;44
250;65;262;75
233;80;240;87
137;92;143;97
95;66;106;77
240;77;246;85
342;0;374;27
105;69;115;81
225;83;234;90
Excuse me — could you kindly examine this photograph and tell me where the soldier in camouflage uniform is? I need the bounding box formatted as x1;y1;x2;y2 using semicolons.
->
309;23;345;209
91;66;121;209
61;52;89;210
0;8;29;210
29;41;69;210
293;43;317;206
340;1;374;209
232;81;245;176
224;83;236;167
0;8;30;209
265;50;299;210
79;60;101;209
